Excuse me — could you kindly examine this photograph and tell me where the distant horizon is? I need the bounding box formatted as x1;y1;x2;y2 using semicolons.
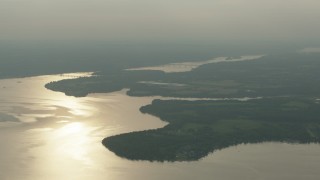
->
1;0;320;44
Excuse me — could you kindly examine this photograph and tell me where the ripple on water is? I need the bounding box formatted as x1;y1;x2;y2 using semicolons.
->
0;73;319;180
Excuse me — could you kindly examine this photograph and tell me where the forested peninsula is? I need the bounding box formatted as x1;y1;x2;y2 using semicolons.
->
45;52;320;161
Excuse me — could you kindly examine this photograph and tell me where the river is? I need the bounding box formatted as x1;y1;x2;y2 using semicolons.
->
0;74;319;180
126;55;264;73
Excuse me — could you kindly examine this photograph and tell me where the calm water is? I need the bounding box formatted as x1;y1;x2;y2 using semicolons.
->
127;55;264;73
0;74;320;180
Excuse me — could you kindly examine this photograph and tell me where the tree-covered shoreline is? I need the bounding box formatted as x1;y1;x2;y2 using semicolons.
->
43;51;320;161
103;98;320;161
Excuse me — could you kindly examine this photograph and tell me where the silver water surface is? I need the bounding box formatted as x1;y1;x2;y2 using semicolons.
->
0;74;319;180
127;55;264;73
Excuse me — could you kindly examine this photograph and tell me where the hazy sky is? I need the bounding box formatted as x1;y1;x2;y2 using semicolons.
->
1;0;320;43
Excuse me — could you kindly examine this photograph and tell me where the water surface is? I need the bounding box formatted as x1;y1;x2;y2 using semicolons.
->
0;74;319;180
127;55;264;73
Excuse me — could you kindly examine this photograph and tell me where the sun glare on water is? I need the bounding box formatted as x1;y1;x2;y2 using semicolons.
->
56;98;91;116
56;122;84;136
51;122;94;165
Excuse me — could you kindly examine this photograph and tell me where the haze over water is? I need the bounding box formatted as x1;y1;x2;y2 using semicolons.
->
1;0;320;179
0;74;320;180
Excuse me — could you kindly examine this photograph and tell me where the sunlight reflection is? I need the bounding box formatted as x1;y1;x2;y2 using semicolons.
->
52;122;93;166
52;97;95;118
56;120;69;124
55;122;84;137
59;99;87;116
26;128;53;132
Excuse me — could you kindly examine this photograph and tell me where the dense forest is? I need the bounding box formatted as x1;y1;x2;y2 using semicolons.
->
43;51;320;161
103;98;320;161
46;52;320;98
